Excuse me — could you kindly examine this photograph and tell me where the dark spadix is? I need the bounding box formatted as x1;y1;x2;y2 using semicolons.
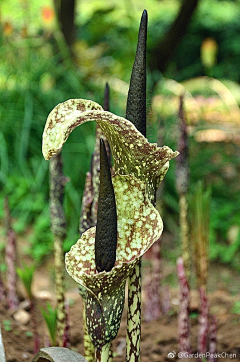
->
103;82;110;112
126;9;147;137
95;138;117;272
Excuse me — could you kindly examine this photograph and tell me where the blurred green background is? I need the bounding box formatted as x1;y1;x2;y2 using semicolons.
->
0;0;240;269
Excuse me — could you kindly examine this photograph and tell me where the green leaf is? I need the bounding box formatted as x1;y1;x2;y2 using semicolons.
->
40;303;57;346
17;264;35;300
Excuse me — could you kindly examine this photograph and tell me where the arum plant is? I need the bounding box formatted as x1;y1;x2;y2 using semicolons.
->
42;94;177;360
42;14;177;360
189;181;211;356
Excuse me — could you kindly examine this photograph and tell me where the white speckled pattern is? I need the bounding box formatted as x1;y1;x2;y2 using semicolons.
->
42;99;178;203
42;98;178;349
65;175;162;348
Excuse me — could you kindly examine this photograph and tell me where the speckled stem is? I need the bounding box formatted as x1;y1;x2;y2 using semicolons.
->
179;194;190;281
83;305;95;362
0;272;6;304
208;315;217;362
198;287;209;356
4;197;18;311
62;301;70;348
108;344;114;362
49;153;67;346
95;343;111;362
54;236;66;347
177;257;191;354
176;95;190;281
126;260;141;362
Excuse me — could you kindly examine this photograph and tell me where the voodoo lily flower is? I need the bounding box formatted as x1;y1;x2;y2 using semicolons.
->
42;99;178;353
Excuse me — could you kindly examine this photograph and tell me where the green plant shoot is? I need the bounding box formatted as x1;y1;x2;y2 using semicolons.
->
40;303;58;347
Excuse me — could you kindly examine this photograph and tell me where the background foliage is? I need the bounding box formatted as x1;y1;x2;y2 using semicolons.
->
0;0;240;270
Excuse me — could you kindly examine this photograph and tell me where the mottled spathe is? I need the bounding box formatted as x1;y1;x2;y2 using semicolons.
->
42;99;178;203
65;175;163;348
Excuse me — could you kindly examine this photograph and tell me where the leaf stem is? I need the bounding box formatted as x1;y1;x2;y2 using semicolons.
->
179;193;190;280
49;153;67;346
126;259;141;362
95;343;111;362
83;305;95;362
54;235;66;346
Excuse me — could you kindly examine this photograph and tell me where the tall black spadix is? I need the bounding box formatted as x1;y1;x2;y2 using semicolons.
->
95;139;117;272
126;9;147;137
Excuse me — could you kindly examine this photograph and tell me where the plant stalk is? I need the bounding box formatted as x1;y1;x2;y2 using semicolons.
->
95;343;111;362
63;301;70;348
176;95;190;281
4;197;18;311
198;286;209;355
177;257;191;353
0;274;6;305
179;193;190;280
54;236;66;346
126;259;141;362
208;315;217;362
49;153;67;346
83;305;95;362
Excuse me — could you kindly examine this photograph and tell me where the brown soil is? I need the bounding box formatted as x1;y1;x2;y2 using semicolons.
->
1;259;240;362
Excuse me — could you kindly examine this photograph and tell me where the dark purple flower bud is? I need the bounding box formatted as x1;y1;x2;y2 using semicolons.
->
176;94;189;195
